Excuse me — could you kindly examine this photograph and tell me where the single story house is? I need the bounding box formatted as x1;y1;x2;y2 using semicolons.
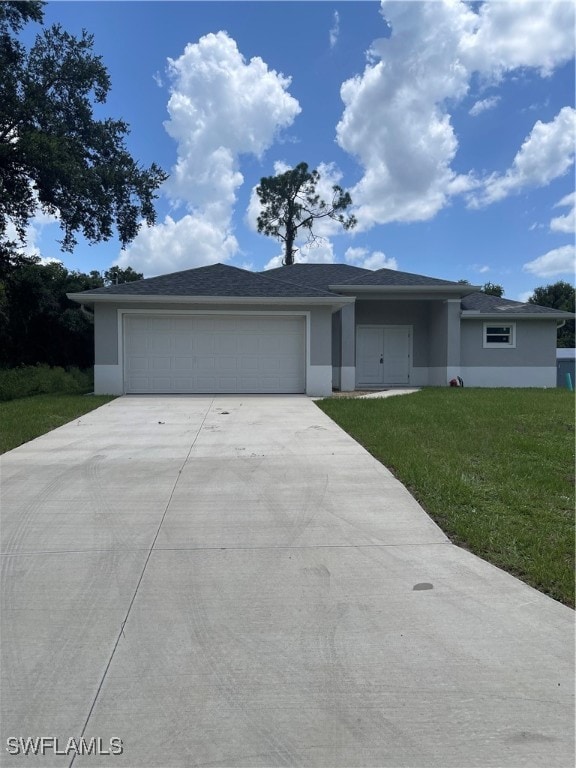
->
68;262;574;397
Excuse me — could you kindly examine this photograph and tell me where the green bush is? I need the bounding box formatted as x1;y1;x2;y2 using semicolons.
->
0;365;93;401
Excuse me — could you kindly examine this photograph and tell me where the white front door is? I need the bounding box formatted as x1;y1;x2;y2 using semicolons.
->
356;326;411;386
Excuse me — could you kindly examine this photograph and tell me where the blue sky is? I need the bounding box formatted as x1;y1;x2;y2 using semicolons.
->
17;1;576;300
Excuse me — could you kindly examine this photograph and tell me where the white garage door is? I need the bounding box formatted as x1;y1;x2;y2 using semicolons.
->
124;314;306;394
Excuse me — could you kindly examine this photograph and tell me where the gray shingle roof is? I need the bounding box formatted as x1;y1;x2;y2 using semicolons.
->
342;267;464;287
263;263;373;289
73;262;574;317
264;263;463;288
76;263;340;298
462;292;575;316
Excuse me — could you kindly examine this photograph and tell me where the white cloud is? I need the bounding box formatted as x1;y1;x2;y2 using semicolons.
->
550;191;576;234
470;107;576;207
458;0;576;78
345;247;397;271
517;290;533;303
263;240;336;271
118;215;238;277
469;96;500;117
336;0;575;230
330;11;340;49
164;32;300;209
119;32;300;275
523;245;576;278
38;257;64;267
5;221;41;259
337;1;474;229
263;254;285;270
4;208;59;260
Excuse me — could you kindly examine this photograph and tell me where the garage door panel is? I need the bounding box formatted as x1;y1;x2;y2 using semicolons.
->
124;314;305;394
215;357;238;374
215;336;238;355
239;357;258;373
261;358;280;373
125;375;150;391
148;318;172;332
174;336;193;354
195;335;215;354
195;357;214;373
195;376;217;390
126;357;149;372
172;316;194;331
150;377;174;390
125;336;147;355
148;337;171;354
237;336;259;354
174;357;195;371
151;357;173;371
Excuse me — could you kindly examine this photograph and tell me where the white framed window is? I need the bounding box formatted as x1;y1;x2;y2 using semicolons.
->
483;322;516;348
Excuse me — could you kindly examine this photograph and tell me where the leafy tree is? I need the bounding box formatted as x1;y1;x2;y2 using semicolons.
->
457;280;505;297
256;162;356;265
104;265;143;285
0;1;167;254
528;281;575;347
0;258;104;368
481;281;504;297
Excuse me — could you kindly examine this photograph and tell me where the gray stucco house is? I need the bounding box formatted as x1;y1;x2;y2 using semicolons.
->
68;262;574;397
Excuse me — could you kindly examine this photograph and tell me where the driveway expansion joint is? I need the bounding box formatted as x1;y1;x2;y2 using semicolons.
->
68;397;215;768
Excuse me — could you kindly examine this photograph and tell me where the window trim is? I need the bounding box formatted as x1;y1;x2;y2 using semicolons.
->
483;322;516;349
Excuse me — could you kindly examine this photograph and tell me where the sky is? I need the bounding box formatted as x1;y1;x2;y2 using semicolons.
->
14;0;576;301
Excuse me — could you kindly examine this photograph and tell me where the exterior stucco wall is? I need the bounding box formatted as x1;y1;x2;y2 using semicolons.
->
461;320;557;366
333;303;357;391
446;300;461;368
308;306;333;366
94;304;119;365
427;303;447;367
459;367;557;387
341;303;356;368
331;311;342;368
332;311;342;389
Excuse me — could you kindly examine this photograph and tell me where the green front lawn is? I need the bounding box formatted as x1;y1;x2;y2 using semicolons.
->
0;393;116;454
317;388;575;607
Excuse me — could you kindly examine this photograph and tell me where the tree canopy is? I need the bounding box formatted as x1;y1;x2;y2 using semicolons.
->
457;280;505;297
103;265;143;286
480;281;504;297
0;255;144;368
256;162;356;265
0;1;167;255
528;281;575;348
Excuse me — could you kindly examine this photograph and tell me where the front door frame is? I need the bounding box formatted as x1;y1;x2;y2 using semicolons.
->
356;324;412;387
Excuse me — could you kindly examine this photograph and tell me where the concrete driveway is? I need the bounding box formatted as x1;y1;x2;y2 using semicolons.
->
1;395;573;768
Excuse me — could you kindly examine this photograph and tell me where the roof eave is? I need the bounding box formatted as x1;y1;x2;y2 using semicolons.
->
461;311;575;320
66;293;355;309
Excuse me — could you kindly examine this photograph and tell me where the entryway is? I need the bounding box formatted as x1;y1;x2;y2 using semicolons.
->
356;325;411;386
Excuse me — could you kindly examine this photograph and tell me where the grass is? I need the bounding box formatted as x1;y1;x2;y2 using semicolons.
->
317;388;575;607
0;393;116;454
0;365;93;401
